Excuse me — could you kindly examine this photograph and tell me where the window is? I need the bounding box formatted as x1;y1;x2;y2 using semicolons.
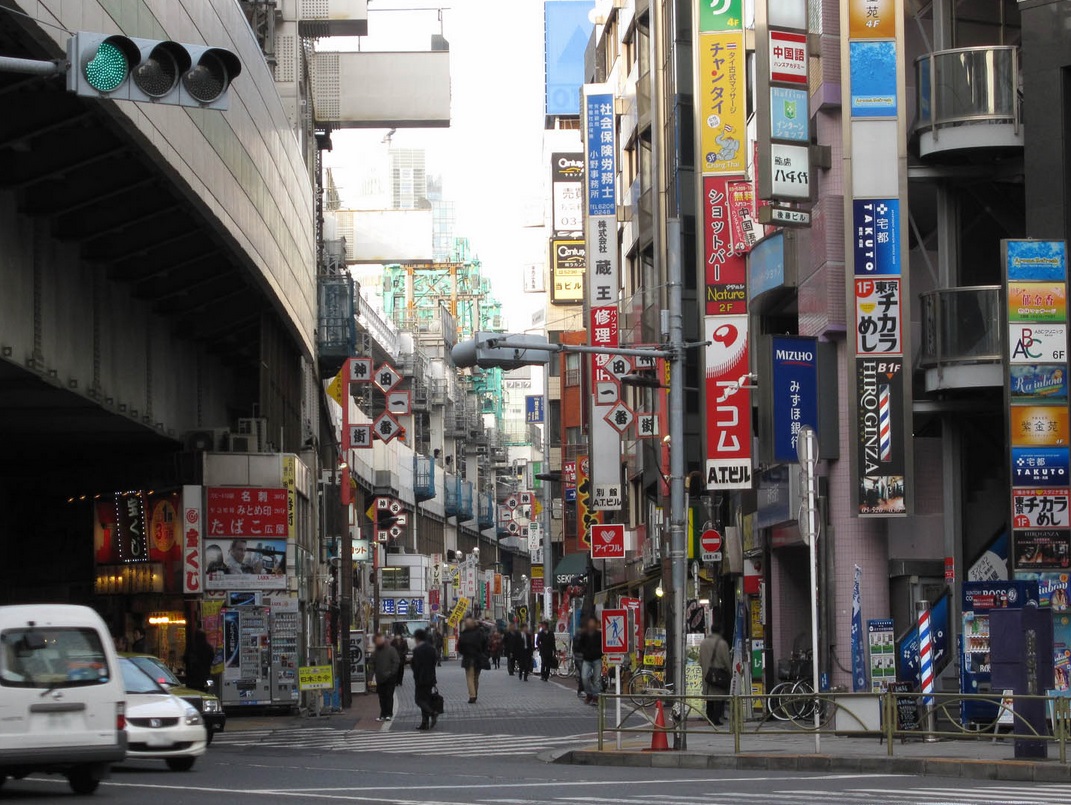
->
565;353;581;386
1;627;110;689
380;566;412;591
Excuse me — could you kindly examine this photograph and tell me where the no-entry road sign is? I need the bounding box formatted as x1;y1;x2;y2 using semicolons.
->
700;529;723;563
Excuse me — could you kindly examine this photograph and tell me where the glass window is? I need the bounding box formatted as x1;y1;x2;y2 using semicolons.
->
565;353;581;386
119;658;165;695
1;627;110;689
380;566;412;591
128;655;180;687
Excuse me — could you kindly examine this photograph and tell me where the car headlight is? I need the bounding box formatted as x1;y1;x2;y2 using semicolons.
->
183;702;204;727
202;698;221;714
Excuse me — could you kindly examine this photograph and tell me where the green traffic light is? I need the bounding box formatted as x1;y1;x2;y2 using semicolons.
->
84;40;129;92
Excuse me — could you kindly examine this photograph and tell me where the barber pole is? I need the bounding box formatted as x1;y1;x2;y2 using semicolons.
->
918;606;934;707
878;385;892;463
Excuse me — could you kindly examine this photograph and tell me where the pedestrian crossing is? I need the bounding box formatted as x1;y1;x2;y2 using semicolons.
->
214;726;594;757
464;784;1071;805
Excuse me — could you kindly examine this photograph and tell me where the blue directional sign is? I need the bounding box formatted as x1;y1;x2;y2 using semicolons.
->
525;394;545;424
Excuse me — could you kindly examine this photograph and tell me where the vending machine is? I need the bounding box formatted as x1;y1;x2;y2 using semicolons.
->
221;605;272;706
270;597;299;704
960;580;1039;726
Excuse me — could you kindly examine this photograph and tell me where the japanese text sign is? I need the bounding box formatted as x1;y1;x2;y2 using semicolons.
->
206;487;289;538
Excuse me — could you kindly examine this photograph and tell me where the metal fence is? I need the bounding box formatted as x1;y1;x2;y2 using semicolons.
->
595;690;1071;761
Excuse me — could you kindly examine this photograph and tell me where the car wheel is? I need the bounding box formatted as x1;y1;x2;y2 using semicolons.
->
68;768;100;795
166;757;196;772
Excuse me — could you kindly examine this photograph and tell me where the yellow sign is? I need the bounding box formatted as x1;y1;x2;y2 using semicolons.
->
298;665;334;691
698;31;747;176
326;370;344;408
282;455;296;538
848;0;895;39
447;597;470;628
531;566;544;579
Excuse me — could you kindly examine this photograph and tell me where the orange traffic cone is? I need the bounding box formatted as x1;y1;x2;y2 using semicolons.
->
647;700;671;751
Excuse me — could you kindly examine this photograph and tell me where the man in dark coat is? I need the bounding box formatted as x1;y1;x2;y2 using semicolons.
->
504;622;519;676
184;629;214;692
536;621;557;682
457;618;489;703
372;634;400;721
411;629;438;730
515;622;535;682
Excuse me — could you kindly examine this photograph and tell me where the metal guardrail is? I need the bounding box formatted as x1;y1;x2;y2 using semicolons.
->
594;690;1071;761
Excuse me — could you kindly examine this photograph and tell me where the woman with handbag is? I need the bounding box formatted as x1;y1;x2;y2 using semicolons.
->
457;618;489;703
699;625;732;726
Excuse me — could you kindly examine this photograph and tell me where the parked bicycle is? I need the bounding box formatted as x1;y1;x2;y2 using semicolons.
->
768;651;824;724
554;649;576;679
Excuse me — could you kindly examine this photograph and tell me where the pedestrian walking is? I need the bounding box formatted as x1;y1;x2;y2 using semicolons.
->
515;622;534;681
537;621;557;682
457;618;489;703
410;629;438;731
504;622;519;676
432;627;444;666
578;617;603;705
572;630;585;698
699;625;732;726
372;633;400;722
392;634;408;687
489;628;503;669
183;627;214;692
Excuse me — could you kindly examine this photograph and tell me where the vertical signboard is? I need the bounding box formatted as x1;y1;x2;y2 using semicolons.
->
696;0;751;492
583;84;622;510
1005;240;1071;571
182;485;203;594
550;238;586;304
841;0;912;516
770;336;819;463
551;152;584;235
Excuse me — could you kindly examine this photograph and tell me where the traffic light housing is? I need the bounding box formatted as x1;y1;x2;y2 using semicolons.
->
452;332;553;370
67;32;241;110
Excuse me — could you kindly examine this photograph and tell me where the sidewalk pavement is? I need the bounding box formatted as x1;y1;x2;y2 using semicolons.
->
550;720;1071;782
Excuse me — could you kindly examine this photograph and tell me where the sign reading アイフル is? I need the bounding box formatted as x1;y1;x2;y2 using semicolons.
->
590;523;626;559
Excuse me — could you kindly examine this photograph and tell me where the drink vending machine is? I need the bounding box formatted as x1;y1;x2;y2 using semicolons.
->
221;597;300;707
960;580;1039;727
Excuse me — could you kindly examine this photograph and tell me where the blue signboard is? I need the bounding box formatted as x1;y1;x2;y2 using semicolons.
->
585;92;616;217
565;487;577;503
896;590;951;686
1006;240;1068;282
1010;364;1069;402
412;598;425;616
770;87;809;142
770;335;819;463
397;598;410;617
525;394;545;424
381;598;396;615
544;1;592;116
1012;447;1071;486
749;232;786;300
849;41;898;118
853;198;901;276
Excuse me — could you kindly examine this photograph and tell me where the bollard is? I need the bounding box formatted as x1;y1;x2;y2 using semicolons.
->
597;693;605;751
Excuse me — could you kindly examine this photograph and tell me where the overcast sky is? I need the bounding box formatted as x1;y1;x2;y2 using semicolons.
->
323;0;553;331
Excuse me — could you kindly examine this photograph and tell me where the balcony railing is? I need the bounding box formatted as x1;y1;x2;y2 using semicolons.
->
459;480;475;521
413;455;435;502
478;492;495;529
444;474;460;517
914;46;1022;154
920;286;1002;375
316;275;357;363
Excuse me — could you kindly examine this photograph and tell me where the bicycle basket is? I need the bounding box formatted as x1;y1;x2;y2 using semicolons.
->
790;658;813;679
777;658;794;681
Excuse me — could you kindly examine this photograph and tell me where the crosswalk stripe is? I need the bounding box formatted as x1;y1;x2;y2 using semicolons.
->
846;788;1071;804
215;729;573;756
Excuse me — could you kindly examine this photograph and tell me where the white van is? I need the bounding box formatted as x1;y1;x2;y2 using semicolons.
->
0;604;127;794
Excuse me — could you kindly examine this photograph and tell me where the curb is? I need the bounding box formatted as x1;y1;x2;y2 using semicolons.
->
552;749;1071;782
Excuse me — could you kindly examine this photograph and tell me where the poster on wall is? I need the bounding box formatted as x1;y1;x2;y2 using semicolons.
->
204;538;288;590
855;357;907;515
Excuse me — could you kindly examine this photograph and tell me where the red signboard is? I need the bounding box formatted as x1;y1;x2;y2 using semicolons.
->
182;485;202;594
206;487;289;538
532;577;545;595
590;523;626;559
704;315;753;489
704;176;748;316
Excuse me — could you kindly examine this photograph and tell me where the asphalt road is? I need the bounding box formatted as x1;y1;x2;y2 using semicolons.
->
2;664;1067;803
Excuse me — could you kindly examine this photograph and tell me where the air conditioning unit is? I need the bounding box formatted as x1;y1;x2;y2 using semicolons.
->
184;429;230;452
237;418;268;451
227;433;257;453
475;446;488;456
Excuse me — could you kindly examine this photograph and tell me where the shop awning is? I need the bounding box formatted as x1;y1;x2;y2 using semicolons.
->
554;553;590;585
